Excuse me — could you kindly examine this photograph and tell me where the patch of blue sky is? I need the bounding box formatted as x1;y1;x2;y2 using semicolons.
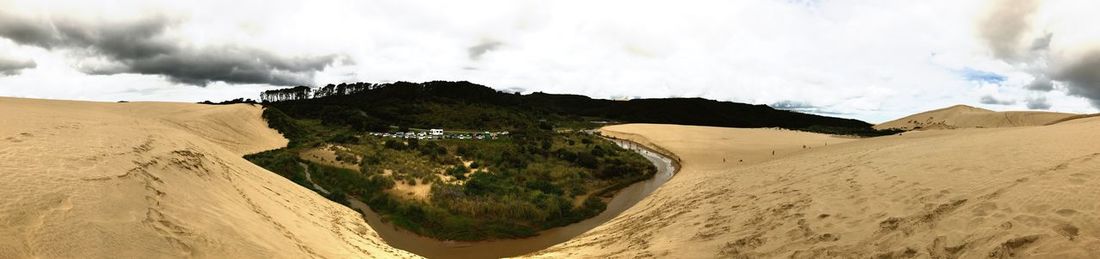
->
960;68;1007;84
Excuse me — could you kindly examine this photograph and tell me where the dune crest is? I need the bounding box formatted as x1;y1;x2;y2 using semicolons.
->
873;104;1077;130
530;122;1100;258
0;97;416;258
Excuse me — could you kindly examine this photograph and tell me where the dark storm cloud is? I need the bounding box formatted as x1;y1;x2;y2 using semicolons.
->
1029;33;1053;52
979;95;1016;105
0;57;36;76
0;14;175;59
977;0;1100;109
82;47;338;86
1052;50;1100;108
467;41;502;60
0;12;338;86
1025;96;1051;110
1024;75;1053;91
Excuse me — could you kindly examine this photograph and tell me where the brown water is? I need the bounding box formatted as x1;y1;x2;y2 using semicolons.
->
346;139;677;259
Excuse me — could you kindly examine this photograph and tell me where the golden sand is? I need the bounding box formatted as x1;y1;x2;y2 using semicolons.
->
6;97;1100;258
531;121;1100;258
0;97;415;258
874;105;1077;130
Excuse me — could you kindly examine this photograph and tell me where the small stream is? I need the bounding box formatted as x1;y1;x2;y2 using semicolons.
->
332;139;677;258
299;162;331;195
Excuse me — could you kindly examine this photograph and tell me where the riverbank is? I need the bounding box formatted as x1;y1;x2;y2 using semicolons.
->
343;136;678;259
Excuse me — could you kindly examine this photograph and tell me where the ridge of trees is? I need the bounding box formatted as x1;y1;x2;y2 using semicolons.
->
260;82;379;102
256;80;897;136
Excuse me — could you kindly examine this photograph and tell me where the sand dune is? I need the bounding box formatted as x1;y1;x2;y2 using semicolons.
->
0;97;415;258
874;105;1077;130
7;97;1099;258
530;122;1100;258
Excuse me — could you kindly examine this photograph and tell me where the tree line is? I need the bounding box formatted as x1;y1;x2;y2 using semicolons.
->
260;82;382;102
260;86;312;102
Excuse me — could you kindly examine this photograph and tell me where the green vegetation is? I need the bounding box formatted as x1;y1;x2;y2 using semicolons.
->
243;80;898;241
247;107;655;241
245;149;308;186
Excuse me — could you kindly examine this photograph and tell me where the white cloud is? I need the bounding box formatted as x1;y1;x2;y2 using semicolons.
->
0;0;1097;122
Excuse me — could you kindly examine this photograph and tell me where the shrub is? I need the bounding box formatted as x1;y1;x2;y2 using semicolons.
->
384;140;405;150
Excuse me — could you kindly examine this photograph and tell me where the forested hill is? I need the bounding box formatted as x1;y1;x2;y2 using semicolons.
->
521;93;870;129
259;81;888;135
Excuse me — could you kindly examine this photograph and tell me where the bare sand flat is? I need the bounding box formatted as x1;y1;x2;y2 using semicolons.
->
300;144;361;172
530;122;1100;258
0;97;415;258
874;105;1077;130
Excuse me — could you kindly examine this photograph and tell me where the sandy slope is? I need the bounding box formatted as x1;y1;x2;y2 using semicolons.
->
530;123;1100;258
7;96;1099;258
0;97;416;258
873;105;1077;130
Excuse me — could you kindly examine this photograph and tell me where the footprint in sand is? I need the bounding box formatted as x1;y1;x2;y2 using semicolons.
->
1054;223;1079;240
1054;208;1077;217
4;133;35;143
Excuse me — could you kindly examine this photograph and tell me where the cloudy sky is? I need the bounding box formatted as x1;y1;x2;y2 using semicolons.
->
0;0;1098;122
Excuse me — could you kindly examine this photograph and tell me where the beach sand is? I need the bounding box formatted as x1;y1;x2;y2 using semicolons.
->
530;121;1100;258
0;97;415;258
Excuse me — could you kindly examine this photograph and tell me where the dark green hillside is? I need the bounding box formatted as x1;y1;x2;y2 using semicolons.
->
522;93;872;129
260;81;891;136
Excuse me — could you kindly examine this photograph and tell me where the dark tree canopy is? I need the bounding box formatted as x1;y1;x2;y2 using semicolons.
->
257;80;891;136
260;86;313;102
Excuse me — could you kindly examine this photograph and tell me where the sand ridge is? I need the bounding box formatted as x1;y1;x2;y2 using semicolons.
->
874;105;1077;130
530;122;1100;258
0;97;417;258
